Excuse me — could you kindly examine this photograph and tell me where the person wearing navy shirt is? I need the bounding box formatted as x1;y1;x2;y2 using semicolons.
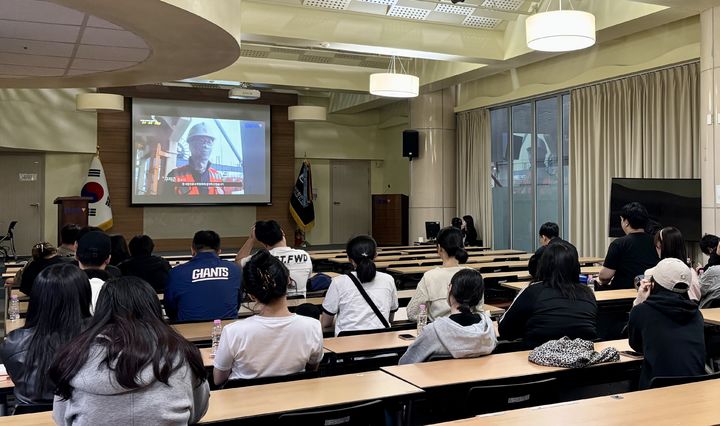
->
165;230;242;322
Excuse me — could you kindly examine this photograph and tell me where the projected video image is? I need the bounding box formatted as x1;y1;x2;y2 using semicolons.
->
134;117;255;196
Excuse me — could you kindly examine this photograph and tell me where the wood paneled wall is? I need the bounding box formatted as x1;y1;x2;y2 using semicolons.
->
98;86;297;251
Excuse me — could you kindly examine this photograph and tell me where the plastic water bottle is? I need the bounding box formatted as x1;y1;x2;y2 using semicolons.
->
211;320;222;356
580;274;594;293
417;304;428;335
8;296;19;322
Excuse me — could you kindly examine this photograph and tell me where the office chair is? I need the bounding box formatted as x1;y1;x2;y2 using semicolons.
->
466;377;559;415
220;370;320;389
0;221;17;260
13;403;53;415
649;371;720;389
278;399;385;426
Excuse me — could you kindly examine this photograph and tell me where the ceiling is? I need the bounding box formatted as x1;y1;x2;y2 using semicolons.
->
2;0;720;102
0;0;239;88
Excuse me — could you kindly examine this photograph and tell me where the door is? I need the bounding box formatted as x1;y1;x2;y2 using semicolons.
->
331;160;370;244
0;153;43;257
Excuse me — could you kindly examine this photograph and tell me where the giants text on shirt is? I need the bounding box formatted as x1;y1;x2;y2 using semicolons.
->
192;267;230;282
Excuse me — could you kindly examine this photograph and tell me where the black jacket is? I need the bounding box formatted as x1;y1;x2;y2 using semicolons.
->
119;255;171;293
0;328;54;405
527;238;577;279
628;287;706;389
498;282;597;348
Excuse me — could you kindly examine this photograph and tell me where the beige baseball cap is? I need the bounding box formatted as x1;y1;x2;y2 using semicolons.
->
644;258;691;293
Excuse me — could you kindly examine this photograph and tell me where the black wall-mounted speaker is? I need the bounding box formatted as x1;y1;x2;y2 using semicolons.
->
402;130;419;159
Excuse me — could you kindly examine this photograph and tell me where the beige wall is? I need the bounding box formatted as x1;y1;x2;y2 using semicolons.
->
457;17;701;111
43;153;94;243
295;97;409;245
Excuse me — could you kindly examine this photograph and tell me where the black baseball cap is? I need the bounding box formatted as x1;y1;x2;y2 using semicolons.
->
76;231;111;266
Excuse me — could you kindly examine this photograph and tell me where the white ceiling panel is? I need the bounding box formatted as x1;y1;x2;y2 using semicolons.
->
76;44;150;62
70;58;137;71
435;1;474;15
481;0;525;11
0;63;64;76
387;5;432;20
86;16;124;30
462;14;501;28
302;0;352;9
0;38;76;57
0;0;85;25
81;27;148;48
0;52;70;68
0;20;80;43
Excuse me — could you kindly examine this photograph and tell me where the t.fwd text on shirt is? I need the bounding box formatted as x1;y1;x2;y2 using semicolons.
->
192;267;230;283
275;254;309;264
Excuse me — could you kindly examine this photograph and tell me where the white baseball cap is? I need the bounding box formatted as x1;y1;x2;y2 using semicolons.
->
644;258;691;294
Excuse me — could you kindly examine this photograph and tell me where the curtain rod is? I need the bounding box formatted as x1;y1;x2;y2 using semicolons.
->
471;59;699;112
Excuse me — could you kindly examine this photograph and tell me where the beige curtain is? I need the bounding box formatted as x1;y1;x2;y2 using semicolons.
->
457;108;493;247
570;62;699;257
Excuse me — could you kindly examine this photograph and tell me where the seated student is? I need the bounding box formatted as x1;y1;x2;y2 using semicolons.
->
451;217;462;229
73;227;122;278
629;258;706;389
653;227;700;301
57;224;81;258
50;277;210;424
699;234;720;273
527;222;577;279
165;230;242;322
213;250;323;384
461;215;479;246
407;227;478;322
109;234;130;267
598;202;659;290
399;269;497;364
18;242;71;296
236;220;312;297
700;242;720;308
0;263;91;407
321;235;399;336
119;234;171;293
498;242;597;348
75;231;112;313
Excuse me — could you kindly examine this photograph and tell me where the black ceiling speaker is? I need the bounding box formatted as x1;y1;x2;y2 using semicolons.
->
402;130;419;161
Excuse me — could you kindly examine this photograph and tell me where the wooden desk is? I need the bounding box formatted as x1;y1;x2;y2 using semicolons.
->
701;307;720;325
323;330;417;355
500;282;638;302
374;254;533;269
198;371;423;424
381;339;633;389
432;379;720;426
0;412;53;425
173;319;237;342
5;318;24;335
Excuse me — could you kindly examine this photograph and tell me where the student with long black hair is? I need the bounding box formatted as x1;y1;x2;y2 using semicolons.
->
399;269;496;364
213;250;323;385
653;227;700;301
462;215;479;246
321;235;399;336
49;276;209;425
0;263;91;407
498;242;598;348
407;227;478;321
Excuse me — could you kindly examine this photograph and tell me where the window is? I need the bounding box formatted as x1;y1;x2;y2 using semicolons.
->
490;95;570;250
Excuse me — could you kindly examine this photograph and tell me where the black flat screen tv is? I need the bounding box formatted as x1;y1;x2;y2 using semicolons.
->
608;178;701;240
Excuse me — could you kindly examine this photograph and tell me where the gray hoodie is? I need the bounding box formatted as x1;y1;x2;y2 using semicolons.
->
398;312;497;364
53;345;210;425
699;265;720;308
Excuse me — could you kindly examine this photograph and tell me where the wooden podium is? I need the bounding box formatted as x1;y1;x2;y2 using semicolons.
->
54;197;92;245
372;194;409;246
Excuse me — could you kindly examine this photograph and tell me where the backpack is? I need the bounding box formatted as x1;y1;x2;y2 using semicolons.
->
308;273;332;292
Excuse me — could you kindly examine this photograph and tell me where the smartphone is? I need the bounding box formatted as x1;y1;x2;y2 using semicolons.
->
619;350;643;359
398;334;416;341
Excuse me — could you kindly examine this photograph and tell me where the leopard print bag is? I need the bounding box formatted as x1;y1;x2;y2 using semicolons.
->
528;337;620;368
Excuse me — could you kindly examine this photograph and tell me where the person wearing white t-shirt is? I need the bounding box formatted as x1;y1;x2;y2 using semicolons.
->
214;250;324;384
407;227;483;322
321;235;399;336
236;220;312;297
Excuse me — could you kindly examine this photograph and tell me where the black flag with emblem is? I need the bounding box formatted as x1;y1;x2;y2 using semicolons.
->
289;160;314;231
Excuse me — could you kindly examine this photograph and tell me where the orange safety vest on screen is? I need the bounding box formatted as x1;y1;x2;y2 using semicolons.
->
170;166;224;195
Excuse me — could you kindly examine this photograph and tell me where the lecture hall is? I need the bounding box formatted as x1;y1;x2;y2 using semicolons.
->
0;0;719;425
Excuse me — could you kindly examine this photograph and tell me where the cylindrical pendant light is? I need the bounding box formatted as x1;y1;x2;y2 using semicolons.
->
526;4;595;52
76;93;124;112
369;73;419;98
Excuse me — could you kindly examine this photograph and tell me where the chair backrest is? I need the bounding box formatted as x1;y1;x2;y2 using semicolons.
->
7;221;17;236
278;399;385;426
222;370;319;389
337;328;389;337
466;377;559;415
13;403;53;415
704;298;720;309
649;371;720;389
